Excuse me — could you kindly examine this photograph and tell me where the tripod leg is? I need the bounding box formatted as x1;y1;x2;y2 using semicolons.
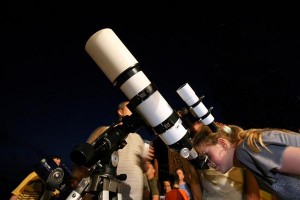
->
117;183;122;200
98;177;124;200
117;193;122;200
66;177;90;200
99;178;110;200
39;186;52;200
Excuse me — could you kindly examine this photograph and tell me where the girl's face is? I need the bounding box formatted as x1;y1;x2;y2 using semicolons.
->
163;181;172;193
195;138;235;173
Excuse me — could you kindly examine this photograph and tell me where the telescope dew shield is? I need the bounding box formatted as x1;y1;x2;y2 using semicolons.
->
84;28;138;83
85;28;193;158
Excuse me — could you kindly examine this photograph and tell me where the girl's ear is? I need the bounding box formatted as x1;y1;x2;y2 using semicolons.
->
217;137;227;149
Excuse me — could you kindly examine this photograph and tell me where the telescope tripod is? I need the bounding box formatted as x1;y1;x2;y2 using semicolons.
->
66;164;126;200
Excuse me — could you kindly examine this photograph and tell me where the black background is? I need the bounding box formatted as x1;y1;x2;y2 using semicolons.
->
1;3;300;198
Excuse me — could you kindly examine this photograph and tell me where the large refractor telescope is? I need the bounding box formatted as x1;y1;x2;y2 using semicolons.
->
82;28;208;169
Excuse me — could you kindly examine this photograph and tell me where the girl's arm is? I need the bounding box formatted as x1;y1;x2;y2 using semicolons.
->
280;146;300;175
243;169;260;200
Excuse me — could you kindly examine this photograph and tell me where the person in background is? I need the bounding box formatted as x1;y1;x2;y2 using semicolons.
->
160;178;172;200
10;155;64;200
143;172;151;200
86;101;155;200
117;100;155;200
192;123;300;199
143;140;155;200
175;167;192;200
164;173;189;200
145;162;160;200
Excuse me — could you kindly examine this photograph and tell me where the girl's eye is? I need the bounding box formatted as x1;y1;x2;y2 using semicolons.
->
202;153;215;167
208;160;217;168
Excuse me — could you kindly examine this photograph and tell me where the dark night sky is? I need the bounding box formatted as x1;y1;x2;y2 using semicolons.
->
1;2;300;198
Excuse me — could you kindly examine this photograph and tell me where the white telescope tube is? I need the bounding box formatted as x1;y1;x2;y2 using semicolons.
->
85;28;187;146
177;83;214;125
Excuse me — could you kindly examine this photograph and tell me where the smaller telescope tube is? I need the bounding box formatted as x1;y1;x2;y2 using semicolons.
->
177;83;217;132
